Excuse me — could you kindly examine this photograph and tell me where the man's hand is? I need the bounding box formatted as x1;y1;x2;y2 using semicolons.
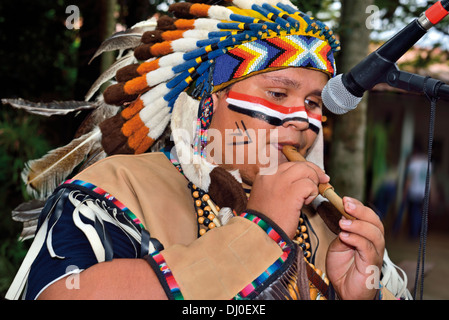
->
326;197;385;300
247;161;330;239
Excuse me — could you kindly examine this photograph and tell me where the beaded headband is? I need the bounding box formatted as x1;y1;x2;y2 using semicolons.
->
99;0;341;156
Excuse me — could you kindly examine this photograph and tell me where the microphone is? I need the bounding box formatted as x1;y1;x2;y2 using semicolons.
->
323;0;449;114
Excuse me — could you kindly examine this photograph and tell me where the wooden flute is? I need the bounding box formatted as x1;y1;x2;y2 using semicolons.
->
282;145;356;220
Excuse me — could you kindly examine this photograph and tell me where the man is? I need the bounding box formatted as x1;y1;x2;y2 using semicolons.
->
7;0;409;300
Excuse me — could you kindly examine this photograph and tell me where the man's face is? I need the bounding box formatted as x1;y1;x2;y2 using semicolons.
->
207;67;328;186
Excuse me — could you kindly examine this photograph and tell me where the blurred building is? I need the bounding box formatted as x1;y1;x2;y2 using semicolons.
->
366;46;449;231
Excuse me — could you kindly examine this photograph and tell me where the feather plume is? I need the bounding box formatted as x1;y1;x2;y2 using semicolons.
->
12;199;45;241
22;128;102;200
85;51;136;101
1;98;96;117
171;92;216;191
18;220;40;241
12;199;45;222
88;18;157;65
75;98;119;137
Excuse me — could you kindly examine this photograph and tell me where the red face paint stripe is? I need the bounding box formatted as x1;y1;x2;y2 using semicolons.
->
228;91;306;115
307;112;322;121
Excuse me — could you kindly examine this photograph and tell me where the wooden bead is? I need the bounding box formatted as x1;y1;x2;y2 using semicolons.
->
197;209;204;217
195;199;202;207
202;194;210;202
300;225;307;233
198;217;205;224
209;222;216;229
199;228;207;236
192;191;199;198
208;214;215;220
204;206;211;212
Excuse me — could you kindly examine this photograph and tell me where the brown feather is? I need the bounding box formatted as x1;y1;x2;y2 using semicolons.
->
22;128;101;199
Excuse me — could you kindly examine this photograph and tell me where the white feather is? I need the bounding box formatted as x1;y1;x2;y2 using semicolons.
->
171;38;202;52
131;17;157;31
182;29;211;40
159;52;186;68
208;6;234;21
232;0;258;9
146;106;170;133
171;92;216;191
148;112;171;140
193;19;220;31
139;96;168;123
141;83;170;106
146;67;175;87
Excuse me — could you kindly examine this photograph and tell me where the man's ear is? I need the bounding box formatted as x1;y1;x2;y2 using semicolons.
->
211;92;221;113
212;86;232;113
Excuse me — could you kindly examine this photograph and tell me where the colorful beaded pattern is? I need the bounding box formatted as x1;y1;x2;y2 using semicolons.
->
213;34;335;91
193;96;213;158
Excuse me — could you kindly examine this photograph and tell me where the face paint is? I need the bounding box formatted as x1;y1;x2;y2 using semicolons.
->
226;91;322;134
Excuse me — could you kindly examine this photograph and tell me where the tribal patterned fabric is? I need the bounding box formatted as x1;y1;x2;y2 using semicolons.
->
213;34;336;91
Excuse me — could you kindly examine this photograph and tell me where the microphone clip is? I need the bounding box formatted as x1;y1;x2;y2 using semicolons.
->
385;65;449;101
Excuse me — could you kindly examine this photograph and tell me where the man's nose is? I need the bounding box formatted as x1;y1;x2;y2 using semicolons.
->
282;118;310;131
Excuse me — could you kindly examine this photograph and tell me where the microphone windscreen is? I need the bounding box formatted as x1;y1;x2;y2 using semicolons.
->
322;74;362;114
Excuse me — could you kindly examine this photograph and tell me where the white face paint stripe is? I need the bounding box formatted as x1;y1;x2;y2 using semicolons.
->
226;91;322;133
228;91;306;115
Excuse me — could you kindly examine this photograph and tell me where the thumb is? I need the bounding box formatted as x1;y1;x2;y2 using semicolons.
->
319;172;331;185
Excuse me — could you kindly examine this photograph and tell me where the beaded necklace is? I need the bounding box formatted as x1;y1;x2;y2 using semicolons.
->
186;172;330;299
188;182;223;236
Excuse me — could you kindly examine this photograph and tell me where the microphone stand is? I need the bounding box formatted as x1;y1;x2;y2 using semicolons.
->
381;65;444;300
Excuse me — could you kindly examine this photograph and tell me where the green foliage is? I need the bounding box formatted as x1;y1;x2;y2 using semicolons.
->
0;108;52;297
0;0;79;100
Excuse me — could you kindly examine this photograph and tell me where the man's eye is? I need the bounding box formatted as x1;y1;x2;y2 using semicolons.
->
268;91;287;100
305;98;322;110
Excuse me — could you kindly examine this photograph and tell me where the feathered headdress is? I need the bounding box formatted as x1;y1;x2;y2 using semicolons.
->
14;0;340;200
